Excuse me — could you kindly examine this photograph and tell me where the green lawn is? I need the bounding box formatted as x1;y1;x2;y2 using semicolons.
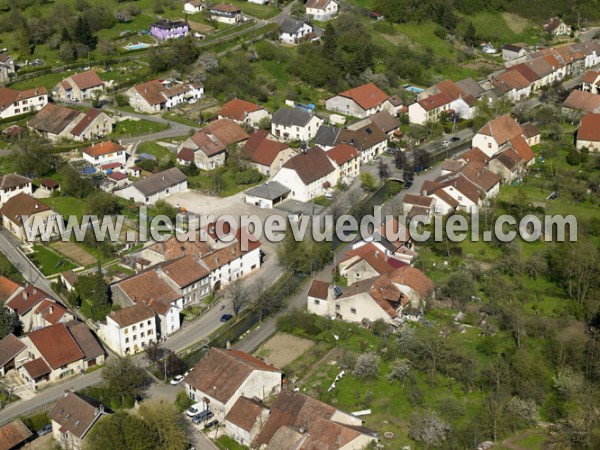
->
137;141;176;163
110;119;169;138
30;244;77;276
215;435;249;450
223;0;279;19
44;196;87;220
10;70;76;90
459;12;540;46
188;168;263;197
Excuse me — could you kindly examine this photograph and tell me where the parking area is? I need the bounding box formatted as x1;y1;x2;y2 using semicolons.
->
276;199;325;216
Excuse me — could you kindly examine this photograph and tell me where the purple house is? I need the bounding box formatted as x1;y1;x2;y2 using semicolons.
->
150;19;189;40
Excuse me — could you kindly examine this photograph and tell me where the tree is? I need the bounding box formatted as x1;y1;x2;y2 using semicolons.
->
18;24;33;59
138;401;189;450
228;278;249;317
85;412;155;450
506;396;540;431
463;22;478;47
395;150;407;170
443;272;474;309
378;160;390;180
388;358;411;387
102;357;147;406
153;200;179;222
409;411;451;449
74;267;110;320
60;165;94;198
12;138;56;178
360;172;378;192
480;392;509;442
252;278;271;322
353;352;380;380
85;191;121;218
144;341;163;365
58;41;77;62
74;15;98;50
163;351;186;380
0;306;18;339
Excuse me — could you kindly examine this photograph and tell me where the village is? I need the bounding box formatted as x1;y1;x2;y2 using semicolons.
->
0;1;599;449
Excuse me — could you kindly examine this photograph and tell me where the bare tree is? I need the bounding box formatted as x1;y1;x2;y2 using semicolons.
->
228;279;250;317
252;278;270;322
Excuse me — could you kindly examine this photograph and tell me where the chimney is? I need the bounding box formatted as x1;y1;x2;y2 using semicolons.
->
33;288;37;295
23;291;28;299
49;305;54;314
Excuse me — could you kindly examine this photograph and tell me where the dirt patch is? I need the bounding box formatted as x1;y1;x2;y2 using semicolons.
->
381;33;411;46
255;332;314;368
188;21;215;34
50;242;94;266
501;13;530;35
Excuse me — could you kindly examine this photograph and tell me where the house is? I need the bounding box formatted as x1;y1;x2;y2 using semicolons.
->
150;19;189;40
210;4;242;24
337;242;407;285
0;86;48;120
48;391;109;450
28;104;113;142
521;122;541;146
488;147;526;183
0;193;62;242
272;146;337;202
184;0;204;13
114;167;187;204
305;0;338;21
81;141;127;167
39;179;60;194
181;118;249;170
502;44;528;62
408;92;452;125
32;299;75;330
417;79;478;120
350;109;400;139
279;18;314;45
0;174;32;207
335;123;388;163
326;143;360;185
160;255;211;304
245;181;291;208
403;194;435;222
224;396;270;447
0;276;23;303
309;266;434;324
218;98;271;127
176;148;195;166
472;114;527;157
562;90;600;117
97;304;157;356
0;53;15;81
241;130;295;176
492;70;532;102
544;17;570;36
19;322;105;387
0;418;33;449
314;125;340;150
60;271;79;293
54;70;105;102
111;269;183;338
0;333;26;377
126;79;203;113
253;389;375;449
582;70;600;94
271;107;324;142
184;348;282;419
326;83;389;119
576;113;600;151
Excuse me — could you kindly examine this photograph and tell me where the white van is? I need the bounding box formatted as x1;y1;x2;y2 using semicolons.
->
186;402;205;417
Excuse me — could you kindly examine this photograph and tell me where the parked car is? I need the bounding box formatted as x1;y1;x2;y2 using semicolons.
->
220;314;233;323
403;181;413;190
192;411;214;424
187;402;205;417
37;424;52;436
170;375;184;385
204;420;219;429
450;136;460;142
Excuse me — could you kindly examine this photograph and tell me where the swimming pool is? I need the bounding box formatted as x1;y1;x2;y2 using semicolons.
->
124;42;151;50
403;85;425;94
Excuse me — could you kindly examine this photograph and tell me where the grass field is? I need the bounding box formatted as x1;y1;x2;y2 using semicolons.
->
110;119;169;137
459;12;540;46
188;168;263;197
223;0;279;20
43;196;87;219
30;244;77;276
137;141;176;163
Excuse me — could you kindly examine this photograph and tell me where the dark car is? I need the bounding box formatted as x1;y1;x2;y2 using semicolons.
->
450;136;460;142
204;420;219;429
192;410;213;424
220;314;233;323
403;181;413;190
37;424;52;436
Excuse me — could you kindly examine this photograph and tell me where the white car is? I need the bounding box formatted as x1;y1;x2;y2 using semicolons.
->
170;375;184;385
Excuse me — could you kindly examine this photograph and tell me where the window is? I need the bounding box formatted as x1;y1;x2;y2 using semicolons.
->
314;299;320;305
141;332;145;338
133;335;137;341
147;320;152;326
351;308;357;314
132;325;136;331
125;337;129;343
336;304;340;311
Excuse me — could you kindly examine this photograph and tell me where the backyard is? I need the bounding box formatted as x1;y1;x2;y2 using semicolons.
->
110;119;169;138
30;244;77;276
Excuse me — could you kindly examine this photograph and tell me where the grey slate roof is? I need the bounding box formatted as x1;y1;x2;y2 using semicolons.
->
280;17;308;35
315;126;340;148
272;107;313;127
245;181;291;201
456;78;486;100
132;167;187;197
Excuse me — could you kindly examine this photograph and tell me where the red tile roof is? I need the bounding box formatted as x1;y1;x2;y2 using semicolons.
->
308;280;329;300
0;419;33;450
108;304;155;328
461;147;490;165
241;130;290;167
27;323;85;369
161;255;210;287
34;299;70;325
177;147;195;162
417;92;452;111
134;80;169;106
100;162;122;171
336;83;389;111
224;396;267;432
107;171;127;181
0;174;31;191
282;146;336;185
212;3;241;12
459;161;500;191
0;333;26;368
204;118;249;146
476;114;523;146
70;108;103;137
70;70;104;90
326;143;359;166
578;112;600;142
582;70;600;84
48;392;107;440
185;348;280;404
22;357;51;379
219;98;264;121
0;193;51;225
0;87;47;111
0;276;22;303
403;194;433;208
493;70;531;91
563;90;600;113
117;270;180;315
5;285;52;316
521;122;541;140
83;141;124;158
511;63;540;83
509;135;535;163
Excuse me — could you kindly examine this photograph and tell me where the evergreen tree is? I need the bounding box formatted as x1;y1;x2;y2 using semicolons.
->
74;15;98;50
18;24;33;59
0;306;17;339
61;27;72;42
